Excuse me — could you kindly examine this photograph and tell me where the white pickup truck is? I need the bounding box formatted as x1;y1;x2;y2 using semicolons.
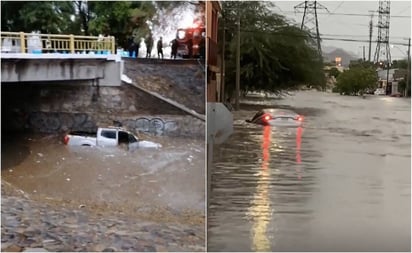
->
63;127;161;149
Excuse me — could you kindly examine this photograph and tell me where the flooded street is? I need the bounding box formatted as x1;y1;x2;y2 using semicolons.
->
2;133;205;219
208;91;410;252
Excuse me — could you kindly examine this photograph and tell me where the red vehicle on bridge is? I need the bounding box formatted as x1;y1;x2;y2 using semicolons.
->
176;19;205;58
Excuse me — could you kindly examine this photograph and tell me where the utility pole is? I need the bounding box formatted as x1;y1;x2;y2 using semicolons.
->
406;38;411;97
235;2;240;111
294;1;328;57
220;18;226;102
368;11;374;62
363;46;366;61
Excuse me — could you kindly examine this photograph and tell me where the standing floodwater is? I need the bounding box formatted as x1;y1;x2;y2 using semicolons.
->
2;133;205;251
208;91;410;252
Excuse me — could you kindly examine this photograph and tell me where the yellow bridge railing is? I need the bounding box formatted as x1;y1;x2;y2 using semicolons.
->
0;31;116;54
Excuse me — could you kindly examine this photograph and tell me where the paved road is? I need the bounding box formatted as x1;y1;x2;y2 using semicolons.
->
208;91;411;252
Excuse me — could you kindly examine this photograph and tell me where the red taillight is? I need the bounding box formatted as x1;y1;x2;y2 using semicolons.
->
63;135;69;145
264;115;271;121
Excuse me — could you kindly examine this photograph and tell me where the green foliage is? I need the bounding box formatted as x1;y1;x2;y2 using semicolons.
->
1;1;75;34
335;66;378;95
391;59;408;69
1;1;188;49
349;59;376;69
220;1;325;98
327;67;341;78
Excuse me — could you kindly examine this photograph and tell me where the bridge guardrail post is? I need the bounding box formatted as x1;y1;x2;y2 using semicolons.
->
111;36;115;54
70;34;75;54
19;32;25;53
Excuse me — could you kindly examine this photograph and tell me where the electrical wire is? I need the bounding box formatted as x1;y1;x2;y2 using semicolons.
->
319;33;408;40
223;23;409;43
281;10;410;18
394;4;411;15
326;1;344;18
236;28;410;46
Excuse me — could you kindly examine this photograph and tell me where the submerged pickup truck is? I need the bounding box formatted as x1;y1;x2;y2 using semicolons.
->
63;127;161;149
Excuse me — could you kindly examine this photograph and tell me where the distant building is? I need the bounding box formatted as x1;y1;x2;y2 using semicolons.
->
376;68;406;95
335;57;342;67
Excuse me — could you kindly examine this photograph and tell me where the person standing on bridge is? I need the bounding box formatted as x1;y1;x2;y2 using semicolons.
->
128;36;136;57
170;38;178;59
157;37;163;59
145;34;153;58
133;36;140;58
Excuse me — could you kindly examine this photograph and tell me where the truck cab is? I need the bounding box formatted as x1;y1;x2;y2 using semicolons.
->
64;127;141;149
97;128;138;147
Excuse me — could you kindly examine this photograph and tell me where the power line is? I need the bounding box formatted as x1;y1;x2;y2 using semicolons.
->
329;1;345;15
281;10;410;18
237;28;410;46
320;33;407;39
224;23;410;43
394;4;411;15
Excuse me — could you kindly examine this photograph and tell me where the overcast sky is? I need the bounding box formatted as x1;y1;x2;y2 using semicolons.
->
271;1;411;60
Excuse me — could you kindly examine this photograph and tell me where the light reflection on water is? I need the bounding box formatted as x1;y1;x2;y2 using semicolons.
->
248;126;272;252
247;126;303;252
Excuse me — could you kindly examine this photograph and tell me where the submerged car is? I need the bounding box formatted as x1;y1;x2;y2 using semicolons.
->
246;109;304;127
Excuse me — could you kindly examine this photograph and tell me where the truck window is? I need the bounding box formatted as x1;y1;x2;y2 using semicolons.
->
118;131;129;145
101;130;116;139
128;134;138;143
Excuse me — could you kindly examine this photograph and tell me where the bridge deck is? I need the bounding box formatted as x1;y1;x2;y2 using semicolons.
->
1;53;121;61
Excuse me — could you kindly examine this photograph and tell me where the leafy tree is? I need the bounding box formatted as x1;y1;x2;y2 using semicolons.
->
335;66;378;95
349;59;376;69
87;1;134;47
327;67;341;79
391;59;408;69
1;1;192;50
1;1;27;31
1;1;75;34
220;1;325;99
87;1;188;49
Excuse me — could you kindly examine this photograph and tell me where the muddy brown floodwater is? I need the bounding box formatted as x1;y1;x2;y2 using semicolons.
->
2;133;205;223
208;91;411;252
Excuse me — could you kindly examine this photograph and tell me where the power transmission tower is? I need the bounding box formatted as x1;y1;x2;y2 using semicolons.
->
294;1;328;57
373;0;391;65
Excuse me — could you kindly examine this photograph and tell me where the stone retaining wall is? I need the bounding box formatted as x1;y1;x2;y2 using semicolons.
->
5;111;204;138
123;59;205;114
2;84;204;138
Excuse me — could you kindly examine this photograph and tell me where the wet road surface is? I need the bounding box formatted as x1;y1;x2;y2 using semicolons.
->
208;91;410;252
2;133;205;220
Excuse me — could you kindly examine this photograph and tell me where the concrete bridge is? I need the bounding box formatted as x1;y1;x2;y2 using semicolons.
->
1;32;122;86
1;32;205;137
1;53;122;86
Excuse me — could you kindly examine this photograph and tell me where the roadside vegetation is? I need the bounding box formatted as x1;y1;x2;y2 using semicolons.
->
219;1;326;99
333;63;378;96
